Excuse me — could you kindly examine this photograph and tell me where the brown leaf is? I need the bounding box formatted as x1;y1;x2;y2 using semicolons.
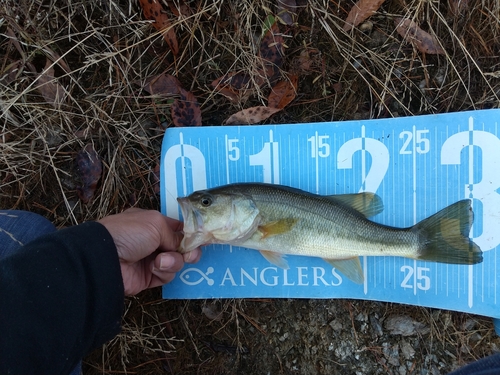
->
139;0;179;55
0;61;22;86
268;74;298;109
44;47;71;74
448;0;469;16
343;0;386;32
259;22;284;81
277;0;297;26
211;72;254;101
76;144;102;204
166;0;192;17
395;18;445;55
171;88;202;126
143;74;182;96
225;106;281;125
6;28;24;58
36;58;65;107
296;49;312;72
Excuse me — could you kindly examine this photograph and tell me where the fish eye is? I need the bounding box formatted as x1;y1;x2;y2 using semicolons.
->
200;195;212;207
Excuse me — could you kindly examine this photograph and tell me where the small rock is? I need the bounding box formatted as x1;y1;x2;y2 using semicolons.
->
400;340;415;360
279;332;289;342
463;318;478;331
356;312;368;322
382;343;400;366
329;319;343;332
385;315;430;336
370;315;383;336
201;305;223;321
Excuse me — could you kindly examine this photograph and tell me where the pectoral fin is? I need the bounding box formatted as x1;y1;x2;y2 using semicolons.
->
258;218;298;239
327;193;383;218
323;257;364;284
260;250;289;269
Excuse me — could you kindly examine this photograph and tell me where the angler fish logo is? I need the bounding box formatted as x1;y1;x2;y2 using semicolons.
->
178;265;345;287
180;267;215;286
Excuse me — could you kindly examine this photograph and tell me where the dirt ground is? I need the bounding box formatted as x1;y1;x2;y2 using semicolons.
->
82;293;500;374
1;0;500;374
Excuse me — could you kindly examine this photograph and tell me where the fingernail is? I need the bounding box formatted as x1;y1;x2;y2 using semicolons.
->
159;255;175;270
184;249;199;263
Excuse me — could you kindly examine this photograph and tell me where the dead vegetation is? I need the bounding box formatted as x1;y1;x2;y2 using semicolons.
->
1;0;500;374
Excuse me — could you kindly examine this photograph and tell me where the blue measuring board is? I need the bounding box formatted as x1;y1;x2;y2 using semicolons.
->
160;109;500;329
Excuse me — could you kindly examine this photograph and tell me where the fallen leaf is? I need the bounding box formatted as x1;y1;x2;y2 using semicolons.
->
143;74;182;96
448;0;469;16
268;74;298;109
76;144;102;204
5;28;25;58
139;0;179;55
166;0;192;17
225;106;281;125
296;48;313;72
36;58;66;107
43;47;72;74
343;0;386;32
171;88;202;126
259;22;284;81
211;72;254;101
332;82;343;94
395;18;445;55
277;0;297;26
0;61;22;86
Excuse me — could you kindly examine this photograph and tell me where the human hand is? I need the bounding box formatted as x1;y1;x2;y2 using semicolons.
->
98;208;201;296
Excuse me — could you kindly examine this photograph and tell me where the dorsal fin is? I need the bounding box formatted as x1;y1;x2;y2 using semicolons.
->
326;192;383;218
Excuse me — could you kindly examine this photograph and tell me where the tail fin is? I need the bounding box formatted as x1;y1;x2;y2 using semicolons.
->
413;200;482;264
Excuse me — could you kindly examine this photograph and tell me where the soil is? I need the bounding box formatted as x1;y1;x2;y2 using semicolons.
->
85;294;500;374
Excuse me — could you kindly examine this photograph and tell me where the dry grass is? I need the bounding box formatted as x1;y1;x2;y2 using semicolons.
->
1;0;500;374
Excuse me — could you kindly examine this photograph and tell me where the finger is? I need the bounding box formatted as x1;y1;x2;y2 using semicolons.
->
121;207;143;214
148;272;177;289
151;213;183;251
183;248;202;263
165;216;183;231
149;252;186;288
154;252;184;273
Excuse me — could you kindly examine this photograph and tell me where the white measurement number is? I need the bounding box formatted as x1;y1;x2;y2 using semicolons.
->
399;129;430;154
308;134;330;158
400;265;430;291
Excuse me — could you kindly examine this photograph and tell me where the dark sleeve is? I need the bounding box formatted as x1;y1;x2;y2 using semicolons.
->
0;221;125;375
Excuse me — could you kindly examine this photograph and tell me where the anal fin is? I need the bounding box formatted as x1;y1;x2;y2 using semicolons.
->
323;257;364;284
260;250;289;269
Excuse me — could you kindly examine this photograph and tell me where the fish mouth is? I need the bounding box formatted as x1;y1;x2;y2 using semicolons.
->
177;197;207;253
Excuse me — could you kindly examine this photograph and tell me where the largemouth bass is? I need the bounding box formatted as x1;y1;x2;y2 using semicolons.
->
177;183;482;283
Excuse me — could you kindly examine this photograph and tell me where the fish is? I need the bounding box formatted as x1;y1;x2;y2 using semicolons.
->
176;183;482;284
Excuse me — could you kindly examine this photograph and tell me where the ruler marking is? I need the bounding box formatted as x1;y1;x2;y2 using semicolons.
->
179;132;187;197
359;126;368;294
468;117;474;308
225;135;230;184
412;126;418;295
